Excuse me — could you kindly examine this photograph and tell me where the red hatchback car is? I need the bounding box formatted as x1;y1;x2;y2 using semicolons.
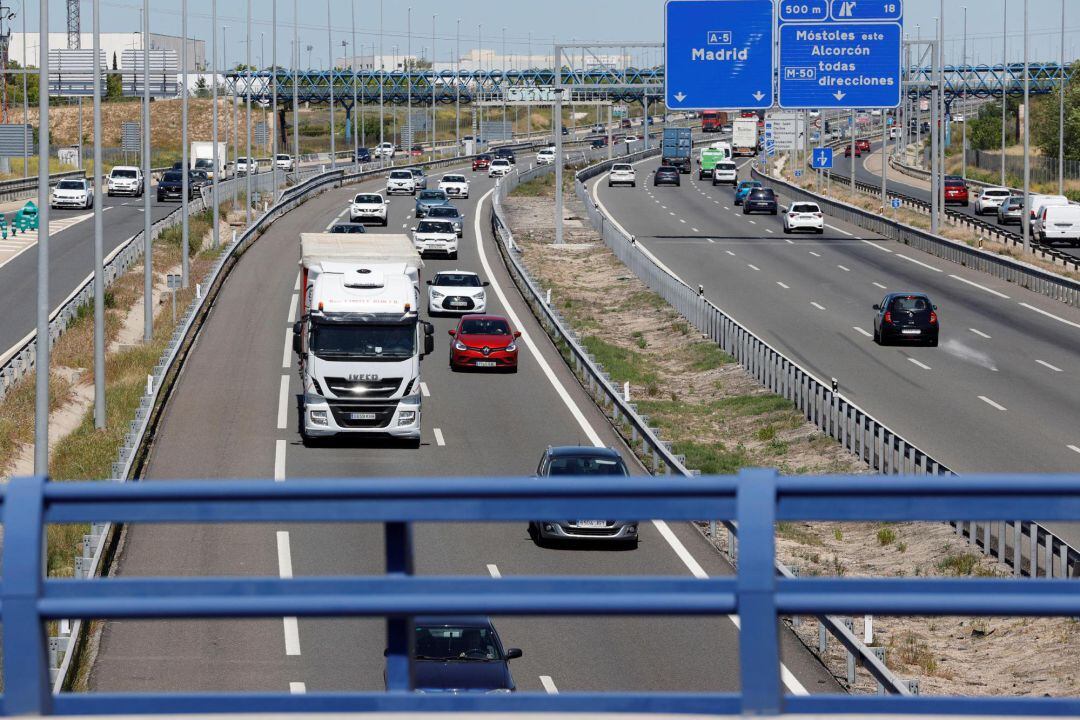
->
944;176;969;206
472;154;493;172
449;315;521;372
844;145;862;158
856;138;871;153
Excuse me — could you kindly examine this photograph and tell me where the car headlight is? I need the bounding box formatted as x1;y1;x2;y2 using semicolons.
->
309;410;328;427
397;410;417;426
472;292;485;300
505;342;517;352
431;290;444;299
454;341;467;351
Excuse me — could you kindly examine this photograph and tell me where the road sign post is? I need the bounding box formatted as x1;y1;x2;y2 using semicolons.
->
778;1;903;109
665;0;774;110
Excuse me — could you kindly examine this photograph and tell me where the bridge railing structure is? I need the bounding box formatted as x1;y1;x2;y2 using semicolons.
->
905;62;1075;99
2;472;1079;717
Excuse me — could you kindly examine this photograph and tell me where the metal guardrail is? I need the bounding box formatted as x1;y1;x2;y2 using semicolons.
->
0;169;86;203
571;154;1079;584
5;472;1080;716
490;157;909;696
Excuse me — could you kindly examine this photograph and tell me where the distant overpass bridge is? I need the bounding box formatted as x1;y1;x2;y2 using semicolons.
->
225;62;1074;108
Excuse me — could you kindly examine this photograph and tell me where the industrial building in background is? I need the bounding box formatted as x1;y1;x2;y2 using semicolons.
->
8;31;204;70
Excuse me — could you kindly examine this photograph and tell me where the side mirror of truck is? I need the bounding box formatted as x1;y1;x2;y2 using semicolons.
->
423;322;435;356
292;321;303;354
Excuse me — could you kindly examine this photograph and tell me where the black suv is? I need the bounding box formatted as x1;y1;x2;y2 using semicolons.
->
654;165;681;187
743;188;778;215
156;170;190;202
873;293;940;347
529;446;638;548
493;147;517;165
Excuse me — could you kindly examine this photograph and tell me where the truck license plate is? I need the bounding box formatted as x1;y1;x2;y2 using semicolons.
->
348;412;377;421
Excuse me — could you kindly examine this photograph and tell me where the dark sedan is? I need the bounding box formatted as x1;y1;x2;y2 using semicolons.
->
356;147;372;162
654;165;681;187
742;187;778;215
390;617;522;693
873;293;940;347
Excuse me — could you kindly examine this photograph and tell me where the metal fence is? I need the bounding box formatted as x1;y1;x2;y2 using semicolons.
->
569;155;1079;583
972;148;1080;186
490;158;909;697
4;472;1080;716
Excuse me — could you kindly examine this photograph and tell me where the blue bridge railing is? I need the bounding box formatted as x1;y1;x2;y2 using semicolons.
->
2;471;1079;716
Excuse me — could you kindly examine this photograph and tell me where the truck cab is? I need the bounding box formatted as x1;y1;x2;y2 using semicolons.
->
294;256;434;447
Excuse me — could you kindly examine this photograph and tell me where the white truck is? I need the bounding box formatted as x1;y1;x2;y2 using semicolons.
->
191;141;229;180
293;234;434;446
731;118;758;157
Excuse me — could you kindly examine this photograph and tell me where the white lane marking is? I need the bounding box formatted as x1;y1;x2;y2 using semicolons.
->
487;564;502;578
853;327;872;337
725;250;736;257
433;428;446;446
277;376;290;430
777;281;790;289
872;282;887;290
784;238;795;245
722;206;730;210
294;270;302;291
948;274;1010;299
861;239;893;253
282;330;293;369
539;676;559;694
274;439;286;481
908;358;932;370
765;228;774;234
289;682;307;694
979;396;1008;412
707;238;716;244
896;254;942;272
969;328;992;339
747;264;761;272
287;293;299;322
747;220;756;225
810;302;826;311
692;227;699;233
1069;445;1080;456
1019;302;1080;330
679;218;686;224
485;183;809;696
661;205;667;210
276;531;301;656
826;224;853;237
837;264;851;272
808;251;821;257
1036;359;1063;372
420;381;431;397
475;189;603;446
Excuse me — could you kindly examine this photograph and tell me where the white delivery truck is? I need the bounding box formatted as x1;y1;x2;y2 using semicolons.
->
191;141;229;180
731;118;758;157
293;234;434;446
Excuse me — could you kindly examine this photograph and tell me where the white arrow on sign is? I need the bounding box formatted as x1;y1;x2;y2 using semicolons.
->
753;91;765;102
674;92;687;102
833;91;847;101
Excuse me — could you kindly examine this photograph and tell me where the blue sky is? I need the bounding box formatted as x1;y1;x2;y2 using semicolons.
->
24;0;1080;69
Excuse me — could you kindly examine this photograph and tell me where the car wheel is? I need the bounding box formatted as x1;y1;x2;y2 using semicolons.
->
771;209;777;215
873;328;881;345
742;207;749;214
631;183;636;188
157;194;164;203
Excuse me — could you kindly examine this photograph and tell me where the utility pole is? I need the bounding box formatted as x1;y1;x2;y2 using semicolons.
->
181;0;189;288
326;0;335;169
34;0;50;476
1059;0;1066;196
1001;0;1007;186
212;0;220;249
351;0;358;168
406;6;411;152
937;8;945;222
1022;0;1030;253
455;18;460;150
142;0;152;343
92;0;104;429
379;0;384;148
431;14;437;160
271;0;277;197
245;0;253;224
961;5;967;183
292;0;299;159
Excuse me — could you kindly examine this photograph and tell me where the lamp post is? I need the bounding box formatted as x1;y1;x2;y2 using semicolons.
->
1001;0;1007;186
212;0;220;248
327;0;336;169
292;0;299;160
1022;0;1030;253
431;14;437;160
181;0;189;288
92;0;104;428
142;0;152;342
1059;0;1066;196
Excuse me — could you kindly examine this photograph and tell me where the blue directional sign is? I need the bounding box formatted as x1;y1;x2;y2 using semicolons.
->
811;147;834;169
665;0;774;111
794;169;804;178
891;198;902;209
778;1;903;109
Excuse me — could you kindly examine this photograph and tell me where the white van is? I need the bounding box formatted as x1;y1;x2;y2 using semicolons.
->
1029;194;1069;222
1035;204;1080;245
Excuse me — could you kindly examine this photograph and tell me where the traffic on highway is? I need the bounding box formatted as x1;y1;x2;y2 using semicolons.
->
2;0;1079;716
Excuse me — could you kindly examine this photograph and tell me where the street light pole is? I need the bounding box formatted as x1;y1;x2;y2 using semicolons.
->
181;0;189;288
92;0;104;429
142;0;152;343
245;0;253;224
1001;0;1007;186
379;0;384;148
1059;0;1066;196
431;14;437;161
292;0;299;159
961;5;967;183
351;0;358;168
271;0;277;197
21;1;27;177
327;0;335;169
407;6;412;153
1022;0;1030;253
33;0;50;476
212;0;220;249
455;18;460;150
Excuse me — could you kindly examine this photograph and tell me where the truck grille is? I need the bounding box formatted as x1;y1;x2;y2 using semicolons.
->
328;401;398;429
325;377;402;399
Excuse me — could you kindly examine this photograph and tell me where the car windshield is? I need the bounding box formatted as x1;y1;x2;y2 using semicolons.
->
390;171;412;179
162;172;183;182
985;190;1011;198
419;191;446;200
718;163;736;171
434;273;482;287
112;169;138;178
414;625;500;662
945;180;965;188
889;296;932;314
739;182;761;190
354;194;382;204
442;175;465;184
57;180;85;189
310;322;415;361
417;221;453;234
548;455;628;476
410;169;426;177
460;318;510;335
791;203;819;213
478;155;492;161
428;207;459;219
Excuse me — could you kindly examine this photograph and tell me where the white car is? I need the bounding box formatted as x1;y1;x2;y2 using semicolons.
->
349;192;389;225
974;187;1012;216
50;178;94;209
1035;204;1080;245
711;160;738;187
374;142;396;159
413;220;459;259
536;148;556;165
426;270;489;315
953;114;965;123
488;158;513;178
236;157;258;175
608;164;637;188
438;174;470;199
275;154;295;171
386;169;417;196
783;202;824;234
107;166;143;197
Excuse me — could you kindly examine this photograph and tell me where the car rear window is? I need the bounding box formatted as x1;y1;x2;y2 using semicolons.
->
717;162;737;170
986;190;1011;197
749;189;775;199
162;172;183;181
330;224;366;234
612;165;632;172
890;296;932;313
434;273;481;287
547;456;628;475
791;203;820;213
460;318;510;335
428;207;459;218
419;190;446;200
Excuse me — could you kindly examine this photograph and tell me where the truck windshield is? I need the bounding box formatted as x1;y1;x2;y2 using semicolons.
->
311;323;416;361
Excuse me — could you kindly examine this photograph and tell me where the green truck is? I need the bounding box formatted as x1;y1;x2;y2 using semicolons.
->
697;144;732;180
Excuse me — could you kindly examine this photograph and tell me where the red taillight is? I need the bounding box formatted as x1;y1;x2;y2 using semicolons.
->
884;311;892;324
930;311;938;325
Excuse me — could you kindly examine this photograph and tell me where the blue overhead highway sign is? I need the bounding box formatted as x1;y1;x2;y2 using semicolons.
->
778;1;903;109
812;147;834;169
665;0;774;111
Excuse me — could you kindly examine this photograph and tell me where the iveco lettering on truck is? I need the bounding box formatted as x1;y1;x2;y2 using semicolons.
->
293;234;434;447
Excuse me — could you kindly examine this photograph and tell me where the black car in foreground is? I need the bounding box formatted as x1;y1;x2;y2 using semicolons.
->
873;293;940;346
156;170;190;202
743;188;778;215
654;165;681;187
389;617;522;693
